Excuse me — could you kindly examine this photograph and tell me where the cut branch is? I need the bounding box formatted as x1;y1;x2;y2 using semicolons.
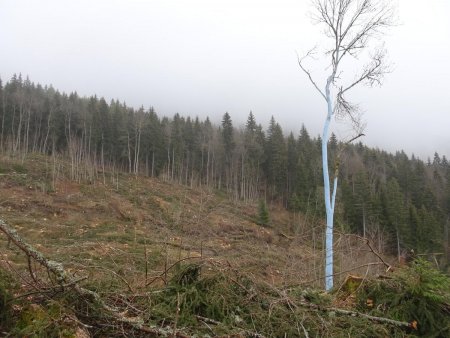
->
0;218;69;284
341;232;392;270
300;302;417;329
266;281;415;331
0;218;191;337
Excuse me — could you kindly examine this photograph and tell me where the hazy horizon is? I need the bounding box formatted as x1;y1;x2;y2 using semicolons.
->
1;0;449;160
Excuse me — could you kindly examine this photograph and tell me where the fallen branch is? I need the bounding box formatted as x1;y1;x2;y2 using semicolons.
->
74;263;134;293
145;255;204;287
297;300;414;329
0;218;191;337
1;218;415;336
360;236;392;270
265;281;414;331
0;218;69;284
13;276;88;300
195;315;267;338
196;315;221;325
338;232;392;271
327;307;415;329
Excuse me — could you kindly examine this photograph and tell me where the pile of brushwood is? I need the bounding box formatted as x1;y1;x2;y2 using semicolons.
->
1;220;449;337
355;258;450;337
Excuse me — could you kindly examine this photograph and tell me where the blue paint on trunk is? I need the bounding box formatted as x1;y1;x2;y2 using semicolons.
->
323;78;335;291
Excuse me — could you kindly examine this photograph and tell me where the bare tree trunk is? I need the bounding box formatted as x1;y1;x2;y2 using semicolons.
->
166;146;170;180
134;123;141;176
323;77;338;291
22;107;31;160
51;140;58;189
363;204;366;238
101;135;106;185
206;147;210;187
0;91;6;153
299;0;394;291
171;148;175;181
444;217;449;266
15;100;24;156
241;153;245;200
151;151;155;177
32;110;42;154
127;132;132;174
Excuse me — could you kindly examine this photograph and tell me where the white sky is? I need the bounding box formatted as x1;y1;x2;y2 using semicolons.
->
0;0;449;159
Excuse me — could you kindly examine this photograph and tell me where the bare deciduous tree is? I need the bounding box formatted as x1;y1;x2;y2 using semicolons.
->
298;0;395;291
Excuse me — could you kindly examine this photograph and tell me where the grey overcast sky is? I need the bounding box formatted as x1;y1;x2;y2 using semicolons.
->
1;0;449;159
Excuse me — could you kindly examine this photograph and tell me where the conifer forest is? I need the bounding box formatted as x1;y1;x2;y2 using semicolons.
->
1;74;449;259
1;73;450;337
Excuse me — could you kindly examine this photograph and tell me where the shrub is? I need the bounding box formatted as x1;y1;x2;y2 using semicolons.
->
0;269;14;327
258;199;270;226
357;259;450;336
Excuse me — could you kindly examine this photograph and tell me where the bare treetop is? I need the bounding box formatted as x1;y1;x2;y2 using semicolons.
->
301;0;395;134
311;0;394;54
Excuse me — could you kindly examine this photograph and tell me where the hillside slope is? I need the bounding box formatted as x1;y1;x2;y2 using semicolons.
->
0;154;390;288
1;154;448;337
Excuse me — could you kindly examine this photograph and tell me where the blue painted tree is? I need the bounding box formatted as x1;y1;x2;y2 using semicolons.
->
298;0;395;291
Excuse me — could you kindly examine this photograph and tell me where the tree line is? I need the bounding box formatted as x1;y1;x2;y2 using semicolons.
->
1;74;449;259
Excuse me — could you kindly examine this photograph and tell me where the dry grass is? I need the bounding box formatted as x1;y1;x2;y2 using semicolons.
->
1;154;430;337
0;154;396;293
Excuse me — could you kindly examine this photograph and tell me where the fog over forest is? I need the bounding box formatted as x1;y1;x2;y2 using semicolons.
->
0;0;449;159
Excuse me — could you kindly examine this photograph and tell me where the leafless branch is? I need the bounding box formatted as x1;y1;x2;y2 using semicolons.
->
339;2;394;61
0;218;192;337
313;0;395;61
345;132;365;145
340;47;390;95
306;0;395;127
332;47;389;133
336;231;392;270
296;49;327;101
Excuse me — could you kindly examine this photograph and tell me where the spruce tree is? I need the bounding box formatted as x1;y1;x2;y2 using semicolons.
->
258;199;270;226
265;117;287;199
221;112;234;162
